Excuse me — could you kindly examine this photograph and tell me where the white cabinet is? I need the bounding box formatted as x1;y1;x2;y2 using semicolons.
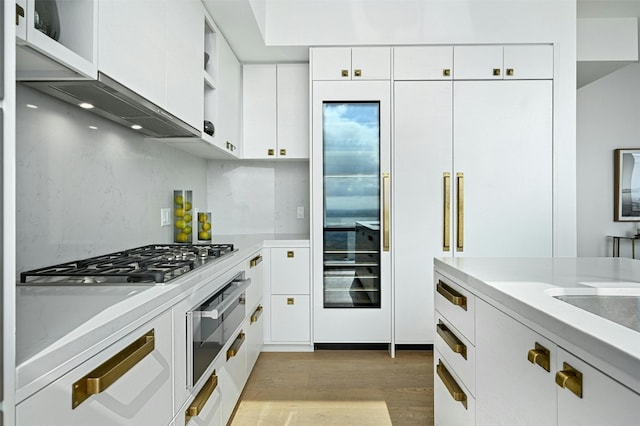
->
215;32;242;157
242;63;309;159
219;328;247;425
16;0;98;79
16;309;174;426
311;47;391;80
454;45;553;80
393;46;453;80
245;251;264;370
179;371;222;426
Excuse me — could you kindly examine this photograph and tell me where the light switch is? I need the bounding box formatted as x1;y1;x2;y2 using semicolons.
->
161;208;171;226
296;206;304;219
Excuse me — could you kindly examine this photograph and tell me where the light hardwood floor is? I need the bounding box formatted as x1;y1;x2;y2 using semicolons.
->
230;350;434;425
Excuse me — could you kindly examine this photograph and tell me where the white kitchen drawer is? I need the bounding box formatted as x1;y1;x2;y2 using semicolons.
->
17;309;173;426
270;295;310;343
434;350;475;426
219;328;248;425
247;303;264;371
435;274;476;344
245;251;264;311
435;314;476;396
179;372;222;426
271;248;310;294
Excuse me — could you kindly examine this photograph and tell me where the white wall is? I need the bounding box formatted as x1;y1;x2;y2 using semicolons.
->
206;160;309;235
577;63;640;257
16;85;208;273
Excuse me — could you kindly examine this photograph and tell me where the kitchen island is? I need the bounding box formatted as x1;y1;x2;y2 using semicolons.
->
434;257;640;425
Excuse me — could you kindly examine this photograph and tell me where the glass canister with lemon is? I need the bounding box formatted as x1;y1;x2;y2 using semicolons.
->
173;190;193;243
198;212;212;241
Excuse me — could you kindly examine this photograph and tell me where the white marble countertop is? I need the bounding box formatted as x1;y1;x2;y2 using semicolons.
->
15;233;309;402
434;257;640;394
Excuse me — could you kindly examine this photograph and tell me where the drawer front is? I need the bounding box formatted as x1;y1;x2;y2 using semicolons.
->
247;304;264;371
180;371;222;426
220;329;248;425
435;314;476;396
17;309;173;426
245;251;264;310
270;295;310;343
434;274;476;344
271;248;310;294
434;350;475;426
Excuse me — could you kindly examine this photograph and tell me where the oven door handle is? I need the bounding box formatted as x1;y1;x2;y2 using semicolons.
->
199;278;251;319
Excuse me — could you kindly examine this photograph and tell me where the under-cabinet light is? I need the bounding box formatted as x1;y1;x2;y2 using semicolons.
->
78;102;94;109
88;126;98;130
131;124;143;130
26;104;38;109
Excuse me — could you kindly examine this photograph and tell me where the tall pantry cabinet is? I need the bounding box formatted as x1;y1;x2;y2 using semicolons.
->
393;45;554;344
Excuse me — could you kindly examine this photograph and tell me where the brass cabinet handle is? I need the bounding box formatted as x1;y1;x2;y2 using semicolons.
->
341;69;349;77
280;148;287;156
16;4;25;25
443;172;451;251
268;148;275;156
493;68;501;76
354;69;362;77
527;342;551;372
249;254;263;268
72;329;155;409
185;372;218;421
436;280;467;310
506;68;514;76
443;68;451;77
287;297;295;305
226;332;245;360
436;322;467;359
383;173;390;251
456;172;464;251
287;250;294;258
251;305;263;324
436;360;468;409
556;362;583;398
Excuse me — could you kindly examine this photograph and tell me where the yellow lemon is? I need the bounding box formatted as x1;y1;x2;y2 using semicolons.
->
198;231;211;240
176;232;189;243
175;208;185;217
175;219;187;229
198;213;207;223
184;226;192;234
183;213;192;223
184;201;192;211
174;194;184;206
202;222;211;231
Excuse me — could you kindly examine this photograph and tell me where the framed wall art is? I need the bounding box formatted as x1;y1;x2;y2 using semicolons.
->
614;148;640;221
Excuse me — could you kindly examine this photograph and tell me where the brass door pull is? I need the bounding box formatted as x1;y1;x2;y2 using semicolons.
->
527;342;550;372
443;172;451;251
354;69;362;77
555;362;583;398
185;372;218;421
287;250;294;258
287;297;295;305
456;172;464;251
437;322;467;359
383;173;390;251
341;69;349;77
506;68;514;76
493;68;501;76
16;4;25;25
280;148;287;156
226;332;246;360
436;281;467;310
251;305;263;324
72;329;155;409
249;254;262;268
443;68;451;77
436;360;468;409
268;148;275;156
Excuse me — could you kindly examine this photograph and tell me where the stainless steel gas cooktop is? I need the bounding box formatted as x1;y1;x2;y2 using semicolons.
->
19;243;236;285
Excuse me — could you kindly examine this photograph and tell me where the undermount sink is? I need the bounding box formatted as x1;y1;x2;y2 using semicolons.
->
545;287;640;333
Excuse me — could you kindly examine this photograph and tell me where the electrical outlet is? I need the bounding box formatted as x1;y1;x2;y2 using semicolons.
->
296;206;304;219
160;208;171;226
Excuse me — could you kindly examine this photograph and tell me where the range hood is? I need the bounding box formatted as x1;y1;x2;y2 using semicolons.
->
22;73;200;138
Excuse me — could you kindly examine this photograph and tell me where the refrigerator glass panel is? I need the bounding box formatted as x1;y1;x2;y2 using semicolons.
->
322;102;381;308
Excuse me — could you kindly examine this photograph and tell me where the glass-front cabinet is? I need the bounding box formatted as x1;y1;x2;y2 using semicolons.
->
312;80;391;343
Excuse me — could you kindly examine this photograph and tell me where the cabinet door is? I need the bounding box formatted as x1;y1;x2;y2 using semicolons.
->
453;80;552;257
556;348;640;426
394;81;452;344
504;45;554;80
242;64;277;159
311;47;351;80
17;310;173;426
98;0;167;108
166;0;203;129
271;247;310;294
351;47;391;80
393;46;453;80
453;45;503;80
270;295;310;342
475;299;557;426
216;33;241;157
277;63;309;158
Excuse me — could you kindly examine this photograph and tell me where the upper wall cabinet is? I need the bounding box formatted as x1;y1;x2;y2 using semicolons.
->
16;0;98;80
242;63;309;159
311;47;391;80
453;45;553;80
393;46;453;80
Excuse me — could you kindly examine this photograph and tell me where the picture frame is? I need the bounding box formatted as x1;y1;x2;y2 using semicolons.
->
614;148;640;221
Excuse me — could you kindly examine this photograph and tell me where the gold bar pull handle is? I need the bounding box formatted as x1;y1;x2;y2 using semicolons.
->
437;321;467;359
555;362;583;398
527;342;551;372
251;305;263;324
456;172;464;252
185;372;218;422
436;280;467;311
436;360;468;409
249;254;263;268
72;329;155;409
383;173;390;251
443;172;451;251
226;332;246;360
